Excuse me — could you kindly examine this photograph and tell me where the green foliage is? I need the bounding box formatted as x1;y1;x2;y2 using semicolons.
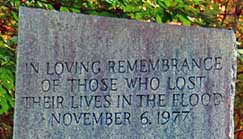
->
0;32;15;113
0;34;15;115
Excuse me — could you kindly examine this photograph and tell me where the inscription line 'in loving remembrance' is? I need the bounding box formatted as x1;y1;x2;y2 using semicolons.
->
25;56;223;75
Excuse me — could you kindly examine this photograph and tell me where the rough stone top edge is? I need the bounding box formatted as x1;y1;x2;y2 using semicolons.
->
19;6;235;36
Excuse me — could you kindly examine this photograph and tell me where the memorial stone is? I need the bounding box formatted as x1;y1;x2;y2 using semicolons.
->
14;7;236;139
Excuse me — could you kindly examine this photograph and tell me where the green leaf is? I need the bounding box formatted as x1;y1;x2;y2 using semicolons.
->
0;68;14;90
60;7;69;12
71;8;80;13
12;36;17;43
237;49;243;61
0;86;9;115
86;11;116;17
178;15;191;26
238;49;243;54
12;11;18;21
156;15;162;23
163;0;171;7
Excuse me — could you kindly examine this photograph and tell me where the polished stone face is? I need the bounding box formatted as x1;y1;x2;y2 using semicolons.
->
14;7;236;139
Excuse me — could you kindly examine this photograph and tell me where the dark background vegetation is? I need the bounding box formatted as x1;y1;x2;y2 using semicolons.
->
0;0;242;138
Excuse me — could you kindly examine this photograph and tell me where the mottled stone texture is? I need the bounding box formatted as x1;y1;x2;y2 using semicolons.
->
14;7;236;139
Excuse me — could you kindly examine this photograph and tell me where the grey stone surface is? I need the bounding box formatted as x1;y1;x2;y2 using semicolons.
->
14;7;236;139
